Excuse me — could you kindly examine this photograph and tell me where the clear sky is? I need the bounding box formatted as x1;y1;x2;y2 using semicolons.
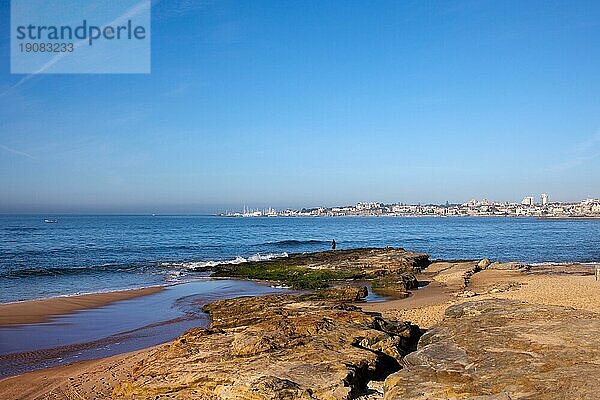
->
1;0;599;213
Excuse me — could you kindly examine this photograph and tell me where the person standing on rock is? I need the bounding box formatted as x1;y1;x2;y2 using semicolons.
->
331;239;336;251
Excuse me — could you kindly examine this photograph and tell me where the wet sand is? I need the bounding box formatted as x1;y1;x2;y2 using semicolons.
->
0;346;156;399
0;279;289;378
0;287;164;326
361;280;455;328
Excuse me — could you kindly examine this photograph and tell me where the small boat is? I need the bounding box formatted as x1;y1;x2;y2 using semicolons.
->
44;219;58;223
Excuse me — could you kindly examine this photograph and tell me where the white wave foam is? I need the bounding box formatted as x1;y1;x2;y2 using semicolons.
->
529;261;600;266
247;252;288;262
162;252;288;270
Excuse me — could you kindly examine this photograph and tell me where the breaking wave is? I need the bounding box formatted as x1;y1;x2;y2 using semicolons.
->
4;252;290;279
529;261;600;266
161;252;289;270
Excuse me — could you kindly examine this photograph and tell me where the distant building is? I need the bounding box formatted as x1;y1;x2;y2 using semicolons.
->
356;202;381;210
521;196;534;206
219;195;600;218
465;199;478;207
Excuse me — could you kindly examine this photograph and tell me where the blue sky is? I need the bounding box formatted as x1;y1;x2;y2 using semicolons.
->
1;0;599;213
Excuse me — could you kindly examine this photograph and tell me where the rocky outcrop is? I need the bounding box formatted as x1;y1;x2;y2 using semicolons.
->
213;248;429;275
210;248;429;291
302;285;369;302
114;294;422;399
371;273;419;298
384;299;600;399
425;260;484;297
487;261;529;270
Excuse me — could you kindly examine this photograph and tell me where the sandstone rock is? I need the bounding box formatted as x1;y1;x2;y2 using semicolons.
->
211;248;429;290
302;285;369;302
114;294;422;399
371;273;419;298
487;261;529;270
477;258;491;269
356;380;385;399
487;282;521;294
455;290;477;298
276;247;431;274
423;261;482;293
384;299;600;399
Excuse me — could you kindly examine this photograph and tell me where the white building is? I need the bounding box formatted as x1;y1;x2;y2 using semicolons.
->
356;202;381;210
541;193;549;206
521;196;534;206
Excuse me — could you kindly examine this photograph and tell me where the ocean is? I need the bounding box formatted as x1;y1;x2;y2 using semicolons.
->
2;215;599;303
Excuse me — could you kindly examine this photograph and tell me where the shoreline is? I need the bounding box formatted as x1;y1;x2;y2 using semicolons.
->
2;258;596;327
0;286;164;326
216;214;600;219
537;216;600;220
1;254;599;398
0;279;290;378
2;260;598;398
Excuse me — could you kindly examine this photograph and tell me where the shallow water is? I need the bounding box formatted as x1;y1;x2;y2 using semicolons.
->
0;279;286;377
1;215;599;302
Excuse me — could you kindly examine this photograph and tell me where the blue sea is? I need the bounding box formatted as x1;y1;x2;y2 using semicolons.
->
2;215;599;303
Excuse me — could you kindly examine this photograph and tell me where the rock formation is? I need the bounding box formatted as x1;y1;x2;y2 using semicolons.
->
371;273;419;298
114;294;422;399
384;299;600;399
303;285;369;302
210;247;429;294
486;261;529;271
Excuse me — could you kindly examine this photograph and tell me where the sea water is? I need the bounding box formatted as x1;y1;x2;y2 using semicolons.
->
1;215;599;303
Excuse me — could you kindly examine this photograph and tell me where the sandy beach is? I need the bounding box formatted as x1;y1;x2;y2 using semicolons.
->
363;262;599;328
0;347;154;399
0;286;164;326
0;278;290;381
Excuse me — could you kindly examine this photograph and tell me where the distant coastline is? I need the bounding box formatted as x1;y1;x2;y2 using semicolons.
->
218;214;600;220
538;216;600;220
218;197;600;219
0;286;164;325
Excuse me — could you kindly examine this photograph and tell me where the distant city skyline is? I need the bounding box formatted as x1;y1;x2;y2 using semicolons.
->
221;195;600;218
233;193;600;211
2;192;600;215
1;1;600;213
